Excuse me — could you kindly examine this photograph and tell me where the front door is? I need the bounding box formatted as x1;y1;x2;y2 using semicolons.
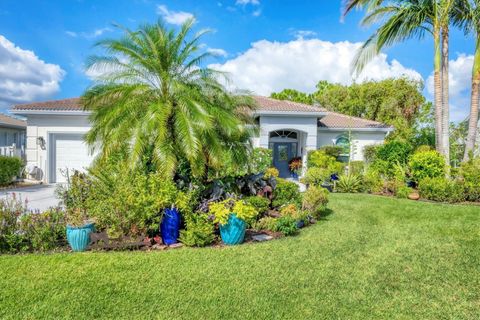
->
273;143;294;178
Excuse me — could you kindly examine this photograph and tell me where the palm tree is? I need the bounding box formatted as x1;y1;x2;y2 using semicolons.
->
455;0;480;160
343;0;451;160
82;19;257;178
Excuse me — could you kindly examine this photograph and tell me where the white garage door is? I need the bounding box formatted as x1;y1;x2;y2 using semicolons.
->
51;133;94;183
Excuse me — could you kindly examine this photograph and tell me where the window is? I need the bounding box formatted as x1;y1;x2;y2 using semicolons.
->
269;130;297;140
335;135;350;162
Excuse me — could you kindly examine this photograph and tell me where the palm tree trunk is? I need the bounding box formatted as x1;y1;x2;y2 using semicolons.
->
464;42;480;161
441;26;450;165
434;26;443;154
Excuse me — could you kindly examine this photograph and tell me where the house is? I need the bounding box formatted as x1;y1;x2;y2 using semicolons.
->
0;113;26;158
11;96;392;183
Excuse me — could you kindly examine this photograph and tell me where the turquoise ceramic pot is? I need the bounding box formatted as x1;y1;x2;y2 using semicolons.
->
219;214;246;245
66;223;95;252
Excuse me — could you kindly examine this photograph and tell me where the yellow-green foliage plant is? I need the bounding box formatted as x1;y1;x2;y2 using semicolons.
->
209;198;259;225
264;167;279;179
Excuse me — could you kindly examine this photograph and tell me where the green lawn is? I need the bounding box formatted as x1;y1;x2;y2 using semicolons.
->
1;194;480;319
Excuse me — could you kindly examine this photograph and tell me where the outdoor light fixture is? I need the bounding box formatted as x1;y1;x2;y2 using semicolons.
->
37;136;46;150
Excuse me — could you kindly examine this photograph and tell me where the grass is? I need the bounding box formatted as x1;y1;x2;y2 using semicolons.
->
1;194;480;319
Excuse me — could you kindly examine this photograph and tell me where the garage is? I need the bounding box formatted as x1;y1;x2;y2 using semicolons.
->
50;133;94;183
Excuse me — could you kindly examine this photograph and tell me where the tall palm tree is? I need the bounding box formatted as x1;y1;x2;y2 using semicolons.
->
455;0;480;160
343;0;451;159
82;19;257;178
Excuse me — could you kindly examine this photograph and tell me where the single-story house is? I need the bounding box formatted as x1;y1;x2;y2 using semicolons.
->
0;113;26;158
11;96;392;183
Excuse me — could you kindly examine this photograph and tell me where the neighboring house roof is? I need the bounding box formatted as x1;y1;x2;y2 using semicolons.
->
0;113;26;129
11;96;392;131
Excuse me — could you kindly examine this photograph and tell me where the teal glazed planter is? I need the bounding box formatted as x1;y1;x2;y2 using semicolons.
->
219;214;246;245
66;223;95;252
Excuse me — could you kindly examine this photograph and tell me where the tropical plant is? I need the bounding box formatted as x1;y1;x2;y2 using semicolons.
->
209;198;258;225
288;157;302;174
335;174;363;193
264;167;279;179
244;196;271;215
179;214;216;247
459;156;480;201
272;179;302;208
273;216;298;236
252;216;278;232
396;185;413;199
302;186;329;217
83;19;257;179
343;0;453;161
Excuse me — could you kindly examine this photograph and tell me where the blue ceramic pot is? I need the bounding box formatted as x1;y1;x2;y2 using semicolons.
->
220;214;246;245
161;208;181;245
66;223;95;252
290;172;299;180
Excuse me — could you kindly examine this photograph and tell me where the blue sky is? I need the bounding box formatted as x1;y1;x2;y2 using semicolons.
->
0;0;476;121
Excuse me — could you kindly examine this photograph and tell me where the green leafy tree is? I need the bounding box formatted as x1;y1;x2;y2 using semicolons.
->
82;19;257;179
270;89;314;104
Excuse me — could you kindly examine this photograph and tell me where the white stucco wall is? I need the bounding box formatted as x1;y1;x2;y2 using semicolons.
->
317;129;387;161
25;114;92;182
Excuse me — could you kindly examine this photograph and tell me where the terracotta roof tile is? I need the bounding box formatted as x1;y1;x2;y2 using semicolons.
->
11;96;391;130
253;96;326;113
12;98;82;111
0;113;26;128
319;111;391;129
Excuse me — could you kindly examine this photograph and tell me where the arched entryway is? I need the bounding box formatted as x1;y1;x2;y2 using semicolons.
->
269;130;301;178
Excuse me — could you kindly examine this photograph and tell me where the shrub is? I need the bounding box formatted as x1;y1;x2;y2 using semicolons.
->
415;145;433;153
212;147;272;178
459;157;480;202
273;216;298;236
395;185;412;199
418;177;465;203
250;148;273;174
348;161;365;175
335;174;362;193
363;168;384;194
272;179;302;208
86;161;188;238
302;186;329;216
0;195;28;253
56;170;91;226
308;150;342;170
0;156;23;186
363;144;381;163
179;214;215;247
244;196;270;215
252;216;278;231
209;198;258;225
19;208;66;252
408;150;446;183
373;140;412;176
318;145;343;158
303;167;330;186
264;167;279;179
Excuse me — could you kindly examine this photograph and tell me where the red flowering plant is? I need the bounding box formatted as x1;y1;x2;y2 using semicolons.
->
288;157;303;174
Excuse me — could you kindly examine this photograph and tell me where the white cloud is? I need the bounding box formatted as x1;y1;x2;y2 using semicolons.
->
209;38;422;96
157;4;194;25
65;27;111;39
236;0;260;5
207;48;228;57
0;35;65;109
427;54;474;122
252;9;262;17
291;30;317;40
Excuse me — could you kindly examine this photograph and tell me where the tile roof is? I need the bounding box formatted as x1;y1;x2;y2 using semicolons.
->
11;96;391;130
318;111;391;129
12;98;82;111
0;113;26;129
253;96;326;113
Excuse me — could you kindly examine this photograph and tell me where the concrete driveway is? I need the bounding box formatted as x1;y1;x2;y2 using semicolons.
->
0;184;60;212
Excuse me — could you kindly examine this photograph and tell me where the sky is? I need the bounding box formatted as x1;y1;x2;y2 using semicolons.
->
0;0;476;122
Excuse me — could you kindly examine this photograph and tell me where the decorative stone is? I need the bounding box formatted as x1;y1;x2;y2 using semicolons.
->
408;192;420;200
168;242;184;249
252;234;273;242
152;244;167;250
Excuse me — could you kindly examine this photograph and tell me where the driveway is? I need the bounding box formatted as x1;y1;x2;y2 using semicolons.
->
0;184;60;212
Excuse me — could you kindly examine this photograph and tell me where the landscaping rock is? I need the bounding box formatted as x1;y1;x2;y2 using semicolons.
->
252;234;273;242
168;243;184;249
152;244;167;250
267;210;281;218
408;192;420;200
